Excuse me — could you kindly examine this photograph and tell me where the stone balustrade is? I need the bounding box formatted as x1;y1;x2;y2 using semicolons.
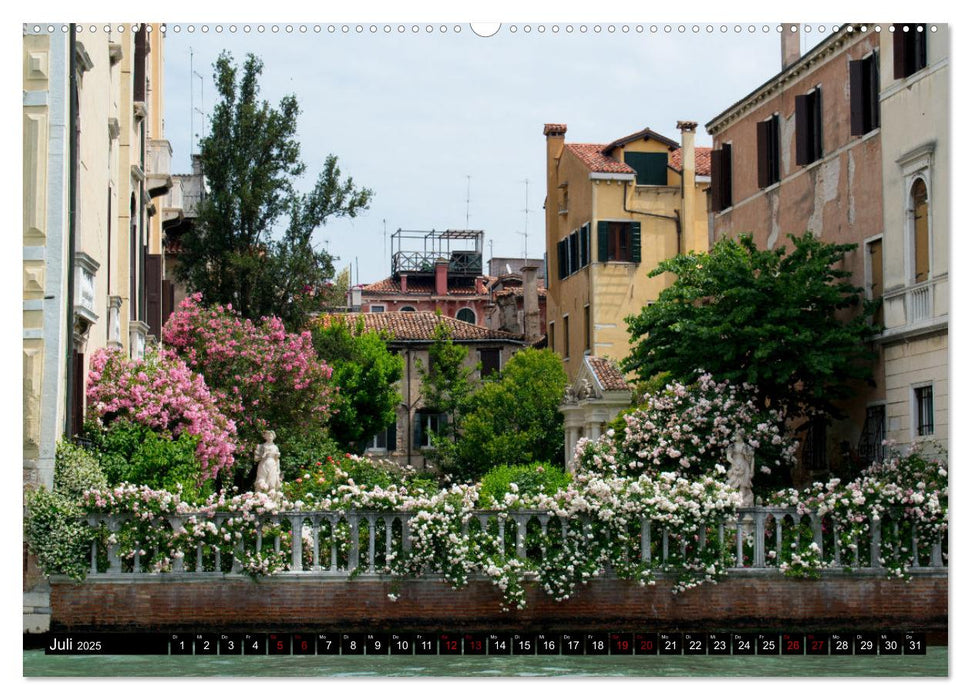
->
81;506;946;578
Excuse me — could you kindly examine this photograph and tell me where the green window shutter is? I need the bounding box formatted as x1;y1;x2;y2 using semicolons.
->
597;221;609;262
630;221;641;263
623;152;668;186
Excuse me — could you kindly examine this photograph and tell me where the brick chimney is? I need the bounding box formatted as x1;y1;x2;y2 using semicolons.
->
522;264;540;344
400;273;408;293
677;121;697;254
782;24;801;70
434;259;448;296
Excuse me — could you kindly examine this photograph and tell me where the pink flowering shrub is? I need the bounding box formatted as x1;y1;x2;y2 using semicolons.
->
86;346;236;482
162;294;334;450
577;373;797;486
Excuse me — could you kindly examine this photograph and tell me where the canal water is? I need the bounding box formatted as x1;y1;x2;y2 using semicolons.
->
23;647;947;677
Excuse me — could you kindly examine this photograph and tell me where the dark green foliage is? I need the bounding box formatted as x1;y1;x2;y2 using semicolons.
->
440;348;569;482
86;420;212;504
53;440;107;501
416;321;476;446
273;426;344;483
23;441;106;581
177;52;372;329
312;317;403;450
23;488;90;581
477;462;572;508
623;232;881;425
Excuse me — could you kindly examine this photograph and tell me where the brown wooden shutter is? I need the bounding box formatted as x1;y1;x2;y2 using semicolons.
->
720;143;732;208
710;148;723;211
795;94;811;165
868;54;881;129
71;351;85;438
162;279;175;329
850;59;865;136
757;120;770;188
146;253;162;339
892;25;908;79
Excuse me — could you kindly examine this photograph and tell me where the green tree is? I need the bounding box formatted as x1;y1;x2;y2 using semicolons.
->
312;317;404;451
178;52;372;329
623;232;880;426
448;349;568;481
416;321;476;446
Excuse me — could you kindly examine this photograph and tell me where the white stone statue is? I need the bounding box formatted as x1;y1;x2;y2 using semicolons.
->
726;432;756;508
254;430;282;493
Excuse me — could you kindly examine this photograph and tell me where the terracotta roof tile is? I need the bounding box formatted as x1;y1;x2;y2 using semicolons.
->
669;147;712;177
565;143;636;175
318;311;523;343
361;276;491;297
586;356;632;392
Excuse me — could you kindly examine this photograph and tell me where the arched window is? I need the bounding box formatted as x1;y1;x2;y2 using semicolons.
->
456;308;476;324
911;178;929;283
400;306;416;312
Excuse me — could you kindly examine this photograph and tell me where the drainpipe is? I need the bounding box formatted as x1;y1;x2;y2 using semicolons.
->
64;24;79;437
622;181;681;255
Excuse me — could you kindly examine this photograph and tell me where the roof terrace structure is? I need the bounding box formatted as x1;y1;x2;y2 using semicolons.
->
391;228;484;279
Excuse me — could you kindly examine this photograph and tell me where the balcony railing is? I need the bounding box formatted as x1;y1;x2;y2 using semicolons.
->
80;506;946;578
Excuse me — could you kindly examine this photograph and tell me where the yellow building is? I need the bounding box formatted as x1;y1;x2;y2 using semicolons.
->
23;23;175;634
543;122;711;382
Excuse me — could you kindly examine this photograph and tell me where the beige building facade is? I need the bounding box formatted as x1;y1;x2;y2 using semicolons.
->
543;123;711;382
23;23;177;633
876;25;949;450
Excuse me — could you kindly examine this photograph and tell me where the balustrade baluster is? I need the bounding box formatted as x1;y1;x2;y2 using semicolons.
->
832;521;841;567
640;519;651;563
870;517;882;569
911;532;920;568
290;515;305;571
662;528;670;564
329;516;339;571
515;515;527;560
348;515;360;572
735;520;744;567
367;515;377;574
402;517;412;553
753;511;766;568
385;517;394;568
311;517;321;571
166;515;186;573
196;543;204;573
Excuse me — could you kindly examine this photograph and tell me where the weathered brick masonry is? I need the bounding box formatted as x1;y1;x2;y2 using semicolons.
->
51;572;947;633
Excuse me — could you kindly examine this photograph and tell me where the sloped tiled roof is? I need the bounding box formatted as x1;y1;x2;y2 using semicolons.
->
361;276;493;297
586;356;632;392
318;311;523;343
604;126;680;152
565;143;636;175
669;146;712;177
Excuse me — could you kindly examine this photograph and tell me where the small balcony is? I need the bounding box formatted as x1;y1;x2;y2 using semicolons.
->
146;139;173;197
880;275;948;342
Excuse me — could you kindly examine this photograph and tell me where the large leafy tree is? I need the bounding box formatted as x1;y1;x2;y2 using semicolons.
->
622;232;880;426
178;52;372;329
449;348;568;481
416;322;477;445
312;316;404;451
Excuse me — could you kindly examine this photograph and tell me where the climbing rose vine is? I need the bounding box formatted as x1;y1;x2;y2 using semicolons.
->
162;293;334;447
577;372;797;484
86;346;236;481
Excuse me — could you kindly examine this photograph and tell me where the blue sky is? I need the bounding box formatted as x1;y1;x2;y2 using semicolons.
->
162;22;812;285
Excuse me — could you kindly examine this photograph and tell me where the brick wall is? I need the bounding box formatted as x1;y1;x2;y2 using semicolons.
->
50;571;947;633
